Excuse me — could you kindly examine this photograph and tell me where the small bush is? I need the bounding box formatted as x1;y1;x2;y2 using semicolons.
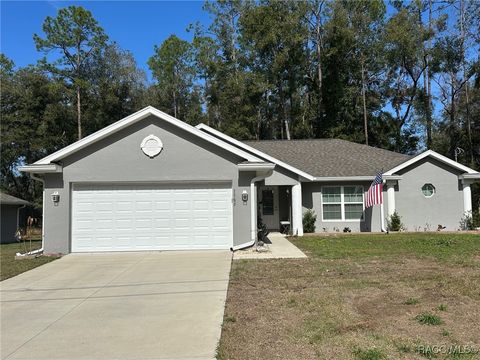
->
404;297;419;305
387;211;404;231
415;313;443;326
459;211;479;230
303;209;317;233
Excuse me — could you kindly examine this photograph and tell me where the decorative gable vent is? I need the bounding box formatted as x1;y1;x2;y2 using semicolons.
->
141;135;163;158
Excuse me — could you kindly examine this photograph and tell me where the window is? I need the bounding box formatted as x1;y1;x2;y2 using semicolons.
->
421;183;435;198
262;189;274;215
322;186;364;221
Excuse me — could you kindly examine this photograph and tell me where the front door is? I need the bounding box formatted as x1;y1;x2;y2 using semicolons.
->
259;186;279;230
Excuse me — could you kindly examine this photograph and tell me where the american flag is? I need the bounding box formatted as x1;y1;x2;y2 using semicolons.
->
365;172;383;208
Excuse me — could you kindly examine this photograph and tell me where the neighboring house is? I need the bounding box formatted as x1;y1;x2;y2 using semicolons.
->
1;193;29;244
19;106;480;254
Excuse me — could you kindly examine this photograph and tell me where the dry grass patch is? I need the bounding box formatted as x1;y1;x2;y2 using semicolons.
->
217;234;480;359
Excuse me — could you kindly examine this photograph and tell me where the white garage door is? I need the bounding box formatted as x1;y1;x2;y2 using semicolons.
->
71;183;233;252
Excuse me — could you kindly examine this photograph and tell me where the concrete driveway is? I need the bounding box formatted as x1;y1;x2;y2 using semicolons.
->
1;251;232;360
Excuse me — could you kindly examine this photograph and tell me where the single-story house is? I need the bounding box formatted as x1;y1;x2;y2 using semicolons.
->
1;193;29;244
19;106;480;254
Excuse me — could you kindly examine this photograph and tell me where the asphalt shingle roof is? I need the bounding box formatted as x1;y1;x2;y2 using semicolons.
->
243;139;412;177
0;193;30;206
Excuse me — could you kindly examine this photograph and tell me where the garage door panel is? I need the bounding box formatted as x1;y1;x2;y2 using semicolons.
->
72;184;233;252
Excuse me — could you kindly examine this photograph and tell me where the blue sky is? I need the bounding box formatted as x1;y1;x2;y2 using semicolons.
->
1;1;211;82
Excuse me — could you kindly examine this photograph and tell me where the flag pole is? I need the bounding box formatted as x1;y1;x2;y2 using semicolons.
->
380;199;386;232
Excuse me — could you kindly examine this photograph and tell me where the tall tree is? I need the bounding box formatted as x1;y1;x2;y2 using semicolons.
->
240;0;309;139
305;0;328;137
1;55;74;204
84;43;147;134
344;0;386;145
148;35;195;120
34;6;108;140
384;5;428;152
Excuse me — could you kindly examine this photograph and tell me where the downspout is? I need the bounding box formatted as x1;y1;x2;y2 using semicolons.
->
16;173;45;257
231;170;273;251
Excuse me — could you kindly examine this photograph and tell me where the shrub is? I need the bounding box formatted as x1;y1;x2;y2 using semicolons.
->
459;211;476;230
387;211;404;231
303;209;317;233
415;313;443;326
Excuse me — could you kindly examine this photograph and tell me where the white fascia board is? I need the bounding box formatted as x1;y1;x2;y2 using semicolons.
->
459;173;480;183
311;175;402;182
384;150;477;175
18;164;62;173
34;106;262;165
460;173;480;179
312;176;375;182
196;123;315;181
238;162;276;171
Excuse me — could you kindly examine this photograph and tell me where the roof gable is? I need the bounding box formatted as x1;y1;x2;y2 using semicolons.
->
384;150;478;175
33;107;262;165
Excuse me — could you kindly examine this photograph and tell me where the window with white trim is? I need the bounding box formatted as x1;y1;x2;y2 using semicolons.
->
322;186;364;221
421;183;435;198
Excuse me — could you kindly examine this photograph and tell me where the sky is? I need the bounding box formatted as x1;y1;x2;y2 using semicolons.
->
1;1;212;82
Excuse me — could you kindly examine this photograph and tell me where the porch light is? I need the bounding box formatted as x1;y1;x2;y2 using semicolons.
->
51;191;60;205
242;190;248;202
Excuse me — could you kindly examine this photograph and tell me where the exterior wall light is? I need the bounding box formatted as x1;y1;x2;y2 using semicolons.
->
52;191;60;205
242;190;248;202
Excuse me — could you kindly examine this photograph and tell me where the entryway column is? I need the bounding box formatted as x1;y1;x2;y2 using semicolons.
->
462;181;472;214
386;181;396;217
291;182;303;236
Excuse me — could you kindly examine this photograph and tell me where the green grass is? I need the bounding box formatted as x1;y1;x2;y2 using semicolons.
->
219;233;480;359
415;313;443;326
0;238;59;281
294;233;480;263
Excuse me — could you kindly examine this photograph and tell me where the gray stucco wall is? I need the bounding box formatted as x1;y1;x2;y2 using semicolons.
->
265;167;299;186
42;115;255;253
1;205;20;243
394;158;464;231
302;182;384;233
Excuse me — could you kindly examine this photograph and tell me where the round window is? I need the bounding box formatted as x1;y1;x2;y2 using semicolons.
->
421;184;435;198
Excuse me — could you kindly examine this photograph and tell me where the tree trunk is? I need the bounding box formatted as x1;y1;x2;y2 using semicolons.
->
361;60;368;146
77;85;82;140
76;44;82;140
173;89;177;118
285;120;291;140
425;0;433;149
459;0;473;164
315;14;323;135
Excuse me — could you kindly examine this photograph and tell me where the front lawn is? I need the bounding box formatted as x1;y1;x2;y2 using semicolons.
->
218;233;480;359
0;237;59;281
